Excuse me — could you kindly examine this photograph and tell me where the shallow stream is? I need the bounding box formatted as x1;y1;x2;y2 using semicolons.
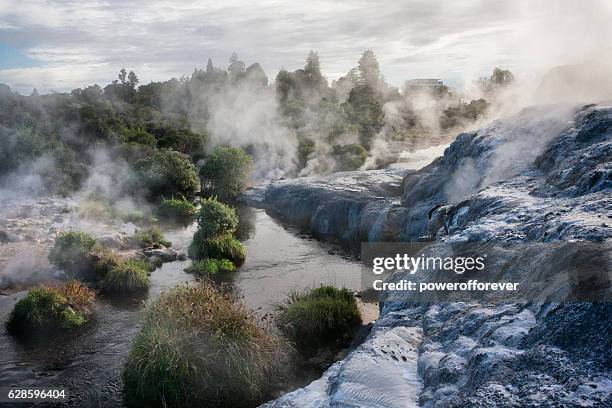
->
0;206;368;407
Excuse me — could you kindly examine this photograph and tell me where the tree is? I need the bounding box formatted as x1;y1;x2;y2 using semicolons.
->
118;68;127;84
206;57;214;74
344;85;384;149
303;50;327;91
135;149;199;200
229;52;238;65
358;50;381;88
199;146;253;202
127;71;139;88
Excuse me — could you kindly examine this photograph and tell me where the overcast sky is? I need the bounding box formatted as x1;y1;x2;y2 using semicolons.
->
0;0;610;94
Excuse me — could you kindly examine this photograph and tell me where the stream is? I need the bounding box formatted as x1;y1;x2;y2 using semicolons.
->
0;205;370;407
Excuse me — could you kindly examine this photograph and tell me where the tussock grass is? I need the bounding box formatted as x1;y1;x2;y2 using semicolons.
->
100;258;150;293
6;281;95;334
130;227;171;248
276;286;362;354
184;258;236;276
188;232;245;266
48;231;98;279
123;282;290;408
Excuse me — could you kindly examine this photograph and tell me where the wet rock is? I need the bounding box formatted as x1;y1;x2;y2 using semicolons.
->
260;104;611;408
143;247;178;262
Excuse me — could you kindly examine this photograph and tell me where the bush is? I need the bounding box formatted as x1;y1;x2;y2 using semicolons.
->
184;259;236;276
122;283;289;408
6;281;95;334
199;146;252;202
135;149;199;200
332;144;367;171
100;258;150;293
195;198;238;239
49;231;98;278
155;197;197;225
188;232;245;266
130;227;171;248
276;286;361;354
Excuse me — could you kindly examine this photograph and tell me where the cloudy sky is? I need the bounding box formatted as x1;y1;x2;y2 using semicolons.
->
0;0;610;94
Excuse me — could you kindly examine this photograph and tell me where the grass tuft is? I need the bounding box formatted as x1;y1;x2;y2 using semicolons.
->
6;281;95;334
130;227;171;248
155;197;197;225
122;282;289;408
276;286;361;355
188;232;245;265
184;259;236;276
100;258;150;293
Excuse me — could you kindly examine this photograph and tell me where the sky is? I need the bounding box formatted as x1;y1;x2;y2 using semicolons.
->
0;0;611;94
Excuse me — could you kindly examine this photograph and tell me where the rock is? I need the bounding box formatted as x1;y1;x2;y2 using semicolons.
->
143;247;178;262
258;104;612;407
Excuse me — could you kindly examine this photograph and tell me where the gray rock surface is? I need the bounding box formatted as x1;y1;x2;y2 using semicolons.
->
257;105;611;407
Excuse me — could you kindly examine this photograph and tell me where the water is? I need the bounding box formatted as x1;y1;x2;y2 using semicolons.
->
0;207;366;407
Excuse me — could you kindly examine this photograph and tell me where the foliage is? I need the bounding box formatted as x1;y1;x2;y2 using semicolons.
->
130;227;171;248
122;282;289;408
155;197;197;225
184;258;236;276
297;137;315;169
188;233;245;266
276;286;361;354
6;281;95;334
332;144;367;171
344;85;384;148
135;149;199;200
48;231;98;278
100;258;150;293
195;198;238;239
199;146;253;202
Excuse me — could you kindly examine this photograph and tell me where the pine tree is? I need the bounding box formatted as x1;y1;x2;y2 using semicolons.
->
206;57;214;74
357;50;380;87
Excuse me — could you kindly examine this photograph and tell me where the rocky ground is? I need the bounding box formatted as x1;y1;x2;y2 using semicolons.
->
253;104;611;407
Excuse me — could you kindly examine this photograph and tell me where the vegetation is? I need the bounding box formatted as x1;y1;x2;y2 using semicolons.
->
130;227;171;248
276;286;362;354
188;232;245;266
184;258;236;276
6;281;95;334
135;149;199;200
199;146;253;202
48;231;99;279
122;283;289;408
155;197;197;225
195;197;239;238
100;258;150;293
332;144;367;171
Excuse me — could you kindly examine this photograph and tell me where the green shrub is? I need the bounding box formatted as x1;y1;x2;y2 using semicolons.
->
155;197;197;225
135;149;199;200
199;146;252;202
100;258;150;293
184;259;236;276
49;231;98;278
188;232;245;266
276;286;361;354
332;144;367;171
130;227;171;248
6;282;95;334
122;283;289;408
195;198;238;239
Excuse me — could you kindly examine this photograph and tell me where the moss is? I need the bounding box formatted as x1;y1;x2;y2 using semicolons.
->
155;197;197;225
184;259;236;276
130;227;171;248
188;232;245;266
122;282;289;408
100;258;150;293
6;282;95;334
276;286;361;355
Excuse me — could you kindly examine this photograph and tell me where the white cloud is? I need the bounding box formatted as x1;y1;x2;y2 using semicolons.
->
0;0;611;93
